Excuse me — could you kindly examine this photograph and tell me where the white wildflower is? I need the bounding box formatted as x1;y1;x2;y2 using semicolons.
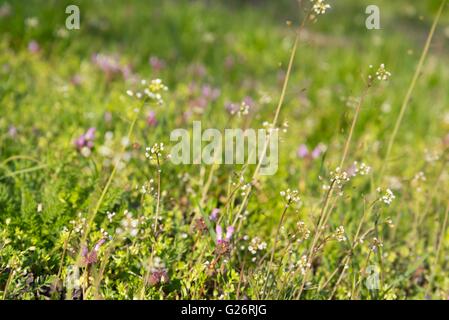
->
375;63;391;81
311;0;331;15
280;189;301;205
297;255;311;275
334;226;347;242
378;188;395;205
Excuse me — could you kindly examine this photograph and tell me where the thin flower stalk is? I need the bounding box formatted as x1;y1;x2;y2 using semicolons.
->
379;0;446;180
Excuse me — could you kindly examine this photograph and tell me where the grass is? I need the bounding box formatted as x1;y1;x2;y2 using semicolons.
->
1;0;449;300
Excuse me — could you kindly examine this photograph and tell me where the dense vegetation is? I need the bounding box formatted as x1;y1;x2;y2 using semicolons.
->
1;0;449;299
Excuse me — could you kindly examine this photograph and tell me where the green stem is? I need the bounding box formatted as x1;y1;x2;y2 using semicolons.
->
379;0;446;180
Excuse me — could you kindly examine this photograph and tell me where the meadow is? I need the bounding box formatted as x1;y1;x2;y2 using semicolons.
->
0;0;449;300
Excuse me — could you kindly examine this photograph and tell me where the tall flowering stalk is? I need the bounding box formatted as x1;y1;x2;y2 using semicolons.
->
295;63;391;299
321;0;447;299
145;142;166;235
232;2;316;231
79;79;168;261
379;0;447;181
263;190;300;297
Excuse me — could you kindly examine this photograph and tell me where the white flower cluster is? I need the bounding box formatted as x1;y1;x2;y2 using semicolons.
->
376;64;391;81
297;255;312;276
140;179;155;195
98;131;132;170
240;183;252;197
311;0;331;15
106;211;116;223
334;226;346;242
385;217;395;228
69;212;86;234
351;161;371;176
296;221;311;242
411;171;426;192
145;142;165;160
248;237;267;255
116;210;140;237
413;171;426;183
236;102;250;117
370;237;383;251
329;167;350;189
262;121;281;136
280;189;301;205
412;171;427;184
99;228;111;240
377;188;395;205
126;78;168;105
282;120;289;133
369;64;391;82
424;149;440;163
149;256;166;272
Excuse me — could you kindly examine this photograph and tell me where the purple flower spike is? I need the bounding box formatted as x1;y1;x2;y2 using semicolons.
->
347;163;357;177
225;101;239;115
82;238;107;266
149;56;166;72
94;238;106;252
297;144;309;158
146;111;158;127
201;85;220;101
209;208;219;222
74;135;86;149
28;40;40;53
81;246;88;258
148;270;169;286
216;225;223;243
311;147;322;159
74;127;97;155
243;96;255;108
311;144;326;159
225;226;234;241
216;224;234;245
297;143;326;160
84;127;96;140
92;53;133;80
